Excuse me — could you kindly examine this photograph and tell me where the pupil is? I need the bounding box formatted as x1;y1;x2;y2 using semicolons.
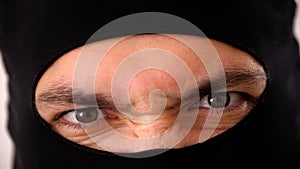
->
75;108;99;123
208;93;230;108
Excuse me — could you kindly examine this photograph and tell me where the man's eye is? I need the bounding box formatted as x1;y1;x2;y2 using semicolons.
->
186;92;246;113
62;107;117;124
201;92;243;109
75;108;99;123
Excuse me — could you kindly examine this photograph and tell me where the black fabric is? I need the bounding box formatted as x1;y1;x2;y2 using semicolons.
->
1;0;300;168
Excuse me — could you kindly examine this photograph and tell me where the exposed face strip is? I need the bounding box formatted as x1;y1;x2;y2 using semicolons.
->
35;34;266;153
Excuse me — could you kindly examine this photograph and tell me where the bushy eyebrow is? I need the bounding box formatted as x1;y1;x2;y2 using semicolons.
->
36;68;266;109
216;68;267;89
36;85;116;108
182;68;266;101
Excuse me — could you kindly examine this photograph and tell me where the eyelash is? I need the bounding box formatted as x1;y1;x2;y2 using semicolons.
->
56;92;253;130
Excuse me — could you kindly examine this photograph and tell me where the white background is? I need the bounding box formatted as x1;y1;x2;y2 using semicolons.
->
1;1;300;168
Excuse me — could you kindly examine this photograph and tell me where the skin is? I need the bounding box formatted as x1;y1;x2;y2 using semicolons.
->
35;34;266;153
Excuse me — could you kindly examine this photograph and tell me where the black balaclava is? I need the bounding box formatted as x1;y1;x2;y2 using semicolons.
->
1;0;300;168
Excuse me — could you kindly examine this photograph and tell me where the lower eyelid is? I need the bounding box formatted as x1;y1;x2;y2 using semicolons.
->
54;120;83;131
56;117;102;132
222;100;252;114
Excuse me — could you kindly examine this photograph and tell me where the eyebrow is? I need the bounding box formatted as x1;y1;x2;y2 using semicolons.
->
37;86;116;108
36;68;266;109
